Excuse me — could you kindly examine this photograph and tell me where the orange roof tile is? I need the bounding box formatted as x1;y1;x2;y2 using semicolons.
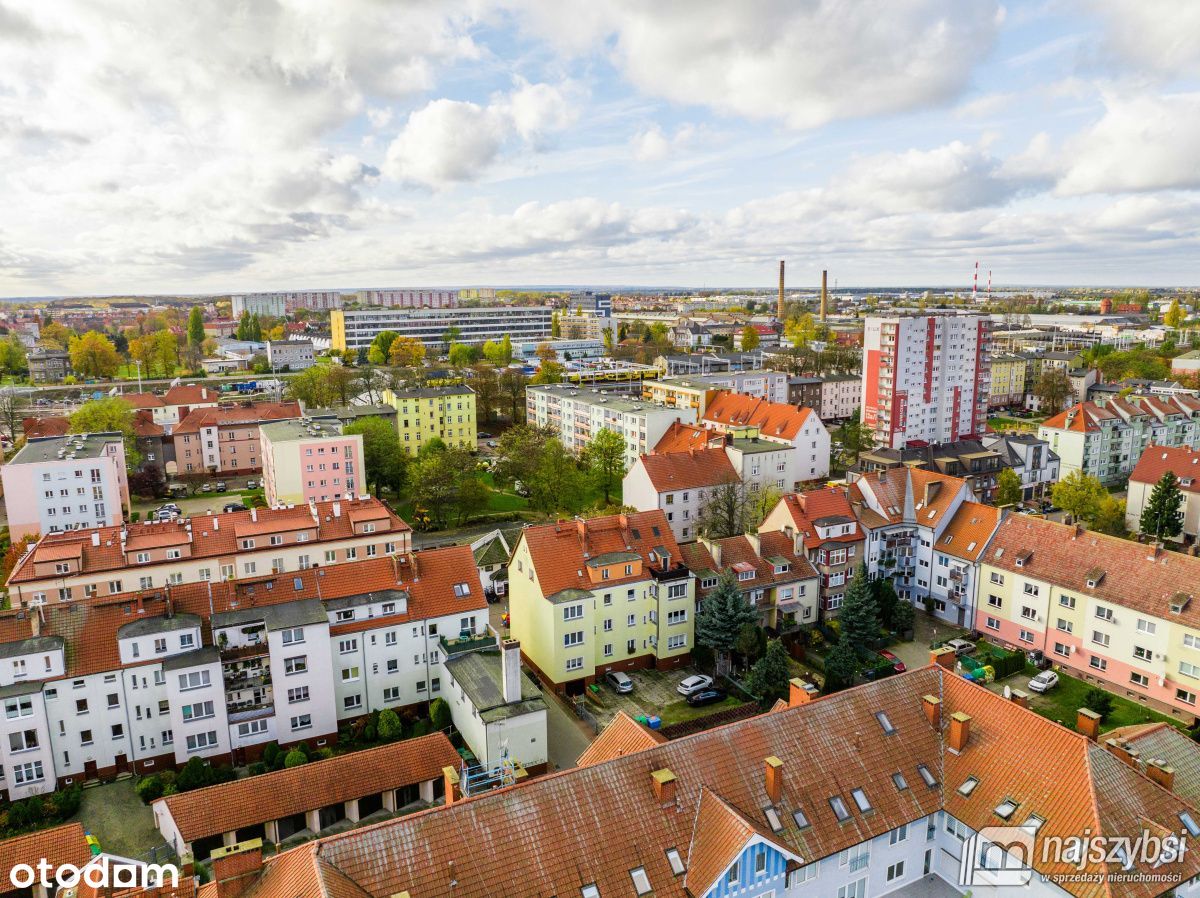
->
576;711;666;767
162;384;219;406
120;392;166;409
933;501;1000;561
173;401;301;434
1041;401;1119;433
767;488;864;551
21;416;70;439
651;421;723;454
0;823;91;878
1130;444;1200;492
684;788;801;896
703;392;814;441
157;734;460;843
636;448;738;492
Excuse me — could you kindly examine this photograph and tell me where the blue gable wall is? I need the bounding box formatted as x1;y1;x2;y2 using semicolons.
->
704;840;789;898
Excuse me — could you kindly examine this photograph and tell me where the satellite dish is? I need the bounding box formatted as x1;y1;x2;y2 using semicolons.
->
1002;684;1012;700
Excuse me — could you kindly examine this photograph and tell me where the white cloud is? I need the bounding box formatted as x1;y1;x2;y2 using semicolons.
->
630;124;697;162
511;0;1002;128
384;81;580;186
1057;92;1200;194
1091;0;1200;78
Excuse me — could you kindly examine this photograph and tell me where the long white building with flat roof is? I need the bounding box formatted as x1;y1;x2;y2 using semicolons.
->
332;306;552;353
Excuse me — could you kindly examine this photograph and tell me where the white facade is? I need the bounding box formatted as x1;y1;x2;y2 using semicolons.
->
819;375;862;421
862;315;991;449
233;292;344;316
333;306;552;352
266;340;316;371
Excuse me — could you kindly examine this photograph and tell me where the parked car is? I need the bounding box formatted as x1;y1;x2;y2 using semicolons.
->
477;431;492;439
513;479;530;497
944;638;976;657
605;671;633;694
677;674;714;696
200;483;214;493
879;649;906;673
215;481;227;492
157;503;182;516
222;502;248;513
686;688;727;707
245;479;257;490
486;440;499;450
1028;670;1060;694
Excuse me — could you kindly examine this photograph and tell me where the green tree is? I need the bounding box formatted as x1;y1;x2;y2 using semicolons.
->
410;444;487;527
1165;299;1185;329
694;572;759;665
0;335;27;376
0;388;30;443
837;564;880;649
378;708;403;741
237;310;253;340
550;311;561;338
495;424;556;488
448;343;477;367
527;438;587;513
471;364;500;423
735;622;766;665
187;307;205;346
995;467;1023;507
697;481;755;538
583;428;626;504
1139;471;1184;541
345;417;406;497
442;326;462;354
745;639;791;703
498;368;527;422
531;359;565;384
1091;494;1127;536
430;697;452;732
1033;367;1073;415
176;756;214;791
68;331;121;379
368;330;399;366
249;314;262;342
740;325;760;351
890;597;915;635
834;409;874;466
868;576;899;631
823;637;859;691
388;336;426;368
283;748;307;768
1051;470;1107;525
68;397;141;469
1083;687;1114;721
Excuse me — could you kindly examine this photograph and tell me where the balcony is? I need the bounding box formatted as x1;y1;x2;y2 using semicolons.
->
440;633;497;656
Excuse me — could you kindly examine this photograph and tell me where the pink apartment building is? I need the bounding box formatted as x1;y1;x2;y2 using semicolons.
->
260;418;365;505
171;401;302;475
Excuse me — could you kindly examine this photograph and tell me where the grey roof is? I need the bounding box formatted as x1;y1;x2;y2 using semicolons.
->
387;385;474;399
0;680;48;700
212;598;327;632
443;649;546;723
586;551;640;567
727;437;783;454
1112;724;1200;809
10;432;124;465
545;587;593;605
260;419;346;443
162;646;221;672
324;589;409;612
117;613;202;640
307;405;397;421
0;635;64;660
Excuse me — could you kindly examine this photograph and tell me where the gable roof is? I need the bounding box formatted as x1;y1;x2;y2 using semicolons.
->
768;488;864;550
0;822;91;879
1041;402;1119;433
173;401;301;434
21;416;70;439
684;788;801;896
651;421;723;454
934;501;1001;561
636;448;739;492
576;711;667;767
680;532;818;592
1130;444;1200;491
851;468;966;528
703;392;814;441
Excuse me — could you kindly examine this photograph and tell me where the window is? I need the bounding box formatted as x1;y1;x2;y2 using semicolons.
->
1023;583;1039;597
1020;606;1037;621
338;638;357;655
1131;672;1150;687
1060;594;1076;609
566;657;583;671
341;666;360;682
666;609;687;625
291;714;312;731
287;686;309;703
830;795;851;821
1089;656;1107;671
180;633;194;649
886;861;905;883
985;616;1000;630
238;719;268;738
987;594;1002;608
281;627;304;645
850;788;872;812
838;881;866;898
344;694;362;711
182;701;214;721
1181;661;1200;679
383;686;400;702
13;761;44;785
5;696;33;719
1137;619;1157;635
666;849;685;876
667;634;687;650
563;605;583;621
185;731;218;753
1133;645;1152;662
285;656;308;675
563;631;584;647
1019;629;1034;643
726;860;739;885
1177;689;1196;706
178;670;210;691
1095;605;1114;622
453;582;471;597
890;823;909;844
9;730;38;752
840;843;869;871
630;867;651;895
892;772;908;791
917;764;938;787
1056;619;1073;633
335;609;354;622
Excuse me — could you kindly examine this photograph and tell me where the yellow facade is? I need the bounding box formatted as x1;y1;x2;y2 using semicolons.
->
507;539;695;689
331;310;347;353
383;387;477;456
989;355;1027;406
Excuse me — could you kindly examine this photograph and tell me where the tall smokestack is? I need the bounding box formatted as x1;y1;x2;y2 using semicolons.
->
777;260;785;320
820;269;828;322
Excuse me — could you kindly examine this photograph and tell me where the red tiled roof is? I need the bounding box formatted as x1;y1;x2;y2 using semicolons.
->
1130;444;1200;491
173;402;301;434
934;501;1001;561
703;392;814;441
8;497;408;585
1041;402;1119;433
0;822;91;878
637;448;738;492
157;733;460;843
577;711;666;767
684;788;799;896
163;384;219;406
132;409;164;438
680;532;817;594
651;421;722;454
121;392;165;409
767;488;864;550
852;467;965;527
21;416;70;439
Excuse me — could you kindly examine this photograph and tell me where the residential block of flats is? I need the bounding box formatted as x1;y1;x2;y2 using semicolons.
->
1126;444;1200;538
1039;396;1200;484
508;511;694;694
862;313;991;449
330;305;551;353
1;432;130;541
260;418;365;505
526;384;697;469
4;497;410;607
680;532;819;632
382;385;477;456
641;370;790;415
122;384;221;430
976;514;1200;724
171;401;303;475
701;392;830;485
183;666;1200;898
0;545;487;800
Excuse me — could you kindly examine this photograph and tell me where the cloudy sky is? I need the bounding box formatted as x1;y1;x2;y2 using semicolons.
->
1;0;1198;296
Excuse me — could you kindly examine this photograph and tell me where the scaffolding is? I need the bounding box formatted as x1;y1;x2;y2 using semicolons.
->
460;746;518;797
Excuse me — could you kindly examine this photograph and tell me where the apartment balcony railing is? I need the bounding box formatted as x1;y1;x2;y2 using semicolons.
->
440;633;497;657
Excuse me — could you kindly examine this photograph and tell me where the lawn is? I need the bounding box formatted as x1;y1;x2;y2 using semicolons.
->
988;415;1042;432
657;694;746;726
1017;669;1188;734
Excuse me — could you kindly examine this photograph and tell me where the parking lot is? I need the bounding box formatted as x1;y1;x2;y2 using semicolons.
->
583;666;745;729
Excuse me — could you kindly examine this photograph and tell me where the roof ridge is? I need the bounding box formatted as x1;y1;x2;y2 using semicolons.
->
1081;747;1116;898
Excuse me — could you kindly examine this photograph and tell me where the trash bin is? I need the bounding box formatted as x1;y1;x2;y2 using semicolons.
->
647;716;661;730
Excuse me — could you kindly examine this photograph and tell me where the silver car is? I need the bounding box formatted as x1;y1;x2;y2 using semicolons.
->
677;675;714;696
605;671;634;694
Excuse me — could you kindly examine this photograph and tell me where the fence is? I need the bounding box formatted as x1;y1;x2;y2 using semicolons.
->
659;702;760;740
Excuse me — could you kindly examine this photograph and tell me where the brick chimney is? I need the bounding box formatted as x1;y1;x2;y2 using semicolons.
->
922;694;941;729
930;646;956;670
442;765;461;805
948;711;971;753
1147;759;1176;792
1105;738;1140;769
788;677;814;707
1076;708;1101;741
764;756;783;804
211;839;263;898
651;768;677;807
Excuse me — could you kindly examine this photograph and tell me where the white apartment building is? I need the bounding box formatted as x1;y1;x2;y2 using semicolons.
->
354;289;458;309
2;433;130;541
861;314;992;449
265;340;316;371
232;292;345;317
818;374;862;421
526;384;697;468
702;393;831;485
332;306;552;353
0;545;488;799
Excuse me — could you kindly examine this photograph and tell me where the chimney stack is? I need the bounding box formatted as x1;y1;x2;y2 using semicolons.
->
764;756;783;804
1010;689;1029;709
651;768;677;807
501;639;522;704
442;766;461;805
777;260;785;321
930;646;956;670
922;694;941;729
211;839;263;898
1147;759;1175;792
788;677;814;707
948;711;971;753
820;269;828;322
1076;708;1101;741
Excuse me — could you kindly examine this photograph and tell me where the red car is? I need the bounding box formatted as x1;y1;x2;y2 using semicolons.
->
879;649;906;673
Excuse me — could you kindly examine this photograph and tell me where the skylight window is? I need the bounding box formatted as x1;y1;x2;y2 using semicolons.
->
1182;813;1200;838
958;776;979;797
995;799;1019;820
875;711;896;735
830;796;851;821
666;849;686;876
581;885;600;898
917;764;938;788
851;788;872;812
764;806;783;833
792;808;810;830
1023;815;1046;835
892;772;908;791
630;868;651;896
